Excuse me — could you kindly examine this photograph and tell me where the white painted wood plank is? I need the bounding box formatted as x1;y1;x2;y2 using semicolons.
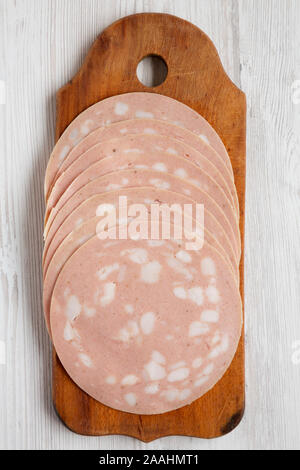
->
238;0;300;450
0;0;300;450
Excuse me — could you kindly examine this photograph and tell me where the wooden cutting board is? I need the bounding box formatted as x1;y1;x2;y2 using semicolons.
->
52;12;246;441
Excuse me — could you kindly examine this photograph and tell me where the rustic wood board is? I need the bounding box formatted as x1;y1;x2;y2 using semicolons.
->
52;12;246;442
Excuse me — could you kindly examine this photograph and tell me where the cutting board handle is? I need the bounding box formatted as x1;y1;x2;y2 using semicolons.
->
57;13;244;141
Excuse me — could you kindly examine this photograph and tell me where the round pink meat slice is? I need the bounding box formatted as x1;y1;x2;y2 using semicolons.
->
50;234;242;415
43;181;240;275
45;158;239;258
44;218;238;335
45;92;234;197
52;119;235;199
46;134;238;218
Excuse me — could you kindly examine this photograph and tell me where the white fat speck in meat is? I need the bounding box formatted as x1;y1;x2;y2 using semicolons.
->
169;361;186;370
64;321;74;341
83;305;96;317
75;218;83;228
143;128;157;134
145;383;159;394
121;375;139;386
192;357;203;369
59;145;70;162
175;250;192;263
140;261;161;284
201;257;216;276
203;363;214;375
147;240;165;247
188;287;204;306
167;368;190;382
124;148;144;154
183;188;192;196
189;321;210;337
65;295;81;321
167;258;193;281
100;282;116;306
64;288;71;299
106;375;117;385
114;102;129;115
79;353;93;368
166;147;178;155
166;334;174;341
152;162;167;172
209;334;229;358
212;331;221;344
134;164;149;169
161;389;178;402
105;183;122;191
117;321;140;342
191;179;201;187
122;248;148;264
201;309;219;323
124;393;137;406
149;178;170;190
199;134;209;145
144;361;166;381
117;265;127;283
173;286;187;299
174;168;188;178
135;110;154;118
81;120;93;135
125;304;134;314
179;389;191;400
194;376;209;388
152;350;166;364
69;129;79;141
97;263;120;280
140;312;156;335
206;285;220;303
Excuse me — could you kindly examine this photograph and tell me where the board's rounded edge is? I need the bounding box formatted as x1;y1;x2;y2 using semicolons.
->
52;396;164;442
219;402;245;437
56;13;245;111
52;386;246;441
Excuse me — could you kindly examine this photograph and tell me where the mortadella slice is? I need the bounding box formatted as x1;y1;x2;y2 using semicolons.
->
50;233;242;414
44;217;238;335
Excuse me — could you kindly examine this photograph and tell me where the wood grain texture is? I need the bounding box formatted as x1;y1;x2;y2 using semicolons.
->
52;12;246;442
0;0;300;450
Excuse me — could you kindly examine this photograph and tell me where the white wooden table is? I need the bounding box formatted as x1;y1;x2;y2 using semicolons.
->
1;0;300;450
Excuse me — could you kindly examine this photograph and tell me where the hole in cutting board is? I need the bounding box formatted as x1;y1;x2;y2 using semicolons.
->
137;55;168;88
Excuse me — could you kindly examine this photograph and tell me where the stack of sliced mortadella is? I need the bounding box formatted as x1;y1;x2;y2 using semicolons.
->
43;92;242;415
